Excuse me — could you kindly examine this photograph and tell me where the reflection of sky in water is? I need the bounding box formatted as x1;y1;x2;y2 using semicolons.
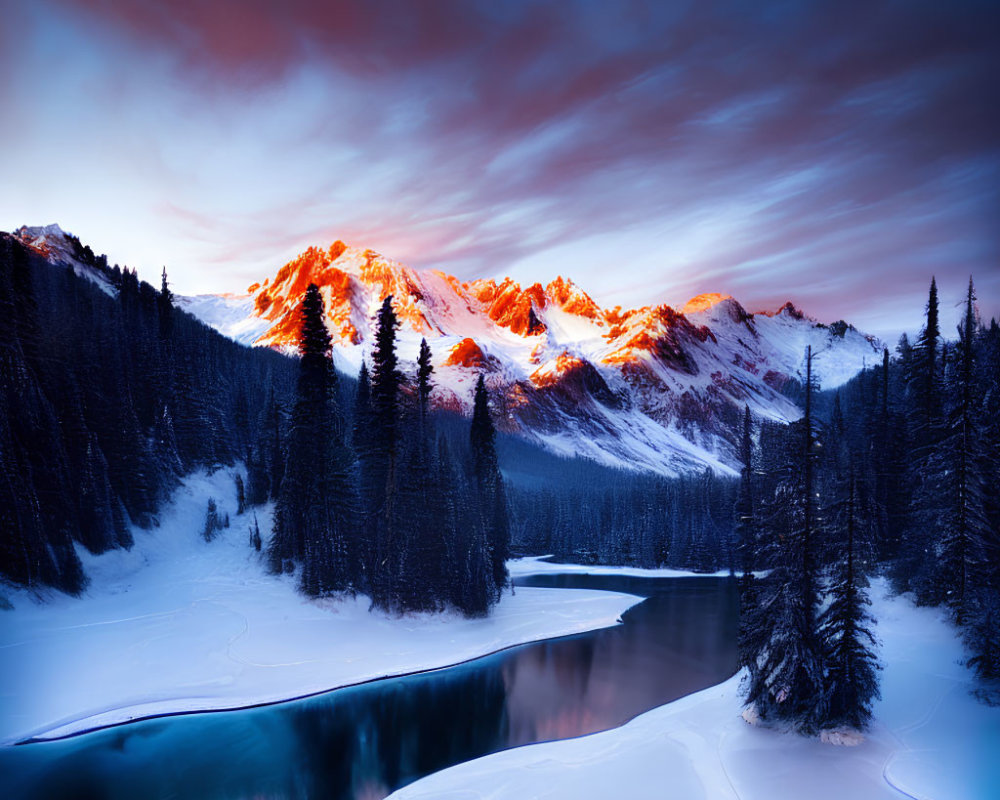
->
1;576;737;800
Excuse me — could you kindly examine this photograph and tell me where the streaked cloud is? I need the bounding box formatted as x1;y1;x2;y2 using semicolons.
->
0;0;996;338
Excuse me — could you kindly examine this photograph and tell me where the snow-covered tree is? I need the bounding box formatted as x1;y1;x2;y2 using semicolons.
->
742;346;827;732
819;466;881;729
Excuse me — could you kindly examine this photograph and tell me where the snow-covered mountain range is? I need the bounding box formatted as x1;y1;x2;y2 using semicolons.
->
15;226;883;475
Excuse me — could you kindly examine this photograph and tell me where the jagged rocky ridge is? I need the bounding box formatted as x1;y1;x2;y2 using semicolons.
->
17;227;882;475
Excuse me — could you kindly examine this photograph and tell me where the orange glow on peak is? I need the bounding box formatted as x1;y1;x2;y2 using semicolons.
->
444;337;487;368
681;293;733;314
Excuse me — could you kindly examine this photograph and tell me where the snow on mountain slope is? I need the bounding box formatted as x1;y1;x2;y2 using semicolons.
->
12;224;881;475
14;224;117;296
175;293;271;346
179;240;881;474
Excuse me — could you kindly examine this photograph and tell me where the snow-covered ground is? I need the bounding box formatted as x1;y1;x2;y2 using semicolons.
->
0;469;642;746
509;555;739;580
390;579;1000;800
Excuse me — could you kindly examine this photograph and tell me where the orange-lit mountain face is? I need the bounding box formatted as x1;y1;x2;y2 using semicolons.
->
12;226;876;475
175;238;882;474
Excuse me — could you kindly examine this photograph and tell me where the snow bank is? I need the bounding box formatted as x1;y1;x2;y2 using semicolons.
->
389;579;1000;800
0;469;642;746
510;555;741;579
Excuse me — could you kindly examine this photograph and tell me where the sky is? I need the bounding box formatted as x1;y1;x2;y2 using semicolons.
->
1;0;997;340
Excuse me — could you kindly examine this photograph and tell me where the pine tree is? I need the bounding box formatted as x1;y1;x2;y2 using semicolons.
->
912;277;941;439
367;296;403;609
252;389;285;504
471;374;509;601
966;313;1000;680
818;466;881;729
417;338;433;422
158;266;174;340
235;474;246;516
203;497;221;542
900;278;945;600
735;404;761;674
269;283;354;595
353;359;374;591
370;296;401;458
250;514;263;552
935;278;990;624
743;346;826;732
735;405;756;579
0;230;297;593
397;340;450;612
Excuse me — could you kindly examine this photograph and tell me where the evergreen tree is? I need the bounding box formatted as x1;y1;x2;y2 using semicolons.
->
966;314;1000;680
818;466;881;729
743;346;826;732
352;359;374;590
935;278;990;624
735;404;756;579
470;374;509;600
367;296;403;609
269;283;354;596
899;278;945;600
247;386;284;506
912;276;941;438
250;514;263;552
417;338;433;422
735;405;760;674
235;474;246;516
203;497;221;542
158;266;174;340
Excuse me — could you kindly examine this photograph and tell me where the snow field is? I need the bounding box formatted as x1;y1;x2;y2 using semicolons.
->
0;468;643;745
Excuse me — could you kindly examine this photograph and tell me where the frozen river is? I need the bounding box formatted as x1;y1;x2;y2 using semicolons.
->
1;573;738;799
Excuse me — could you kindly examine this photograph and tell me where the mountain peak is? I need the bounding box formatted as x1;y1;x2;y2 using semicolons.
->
14;222;118;297
681;293;732;315
16;223;71;240
757;300;806;320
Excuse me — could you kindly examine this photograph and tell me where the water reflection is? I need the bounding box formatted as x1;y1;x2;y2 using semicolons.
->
1;575;737;800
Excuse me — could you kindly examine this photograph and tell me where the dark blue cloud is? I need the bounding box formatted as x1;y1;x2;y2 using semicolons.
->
2;0;998;336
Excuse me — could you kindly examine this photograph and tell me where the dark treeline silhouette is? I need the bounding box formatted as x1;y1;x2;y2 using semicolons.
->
740;276;1000;733
0;233;295;593
508;468;737;572
265;289;509;616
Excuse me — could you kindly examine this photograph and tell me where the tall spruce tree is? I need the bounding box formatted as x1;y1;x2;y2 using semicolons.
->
966;314;1000;679
352;359;373;590
735;404;755;579
935;278;990;624
417;338;433;422
742;346;826;731
735;404;760;674
367;296;403;610
818;465;881;729
471;374;509;600
269;283;354;596
900;278;945;600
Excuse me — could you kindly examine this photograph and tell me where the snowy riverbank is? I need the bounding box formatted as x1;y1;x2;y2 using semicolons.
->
509;555;740;580
389;577;1000;800
0;469;642;746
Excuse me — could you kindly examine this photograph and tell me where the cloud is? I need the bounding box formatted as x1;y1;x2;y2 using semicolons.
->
1;0;997;337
